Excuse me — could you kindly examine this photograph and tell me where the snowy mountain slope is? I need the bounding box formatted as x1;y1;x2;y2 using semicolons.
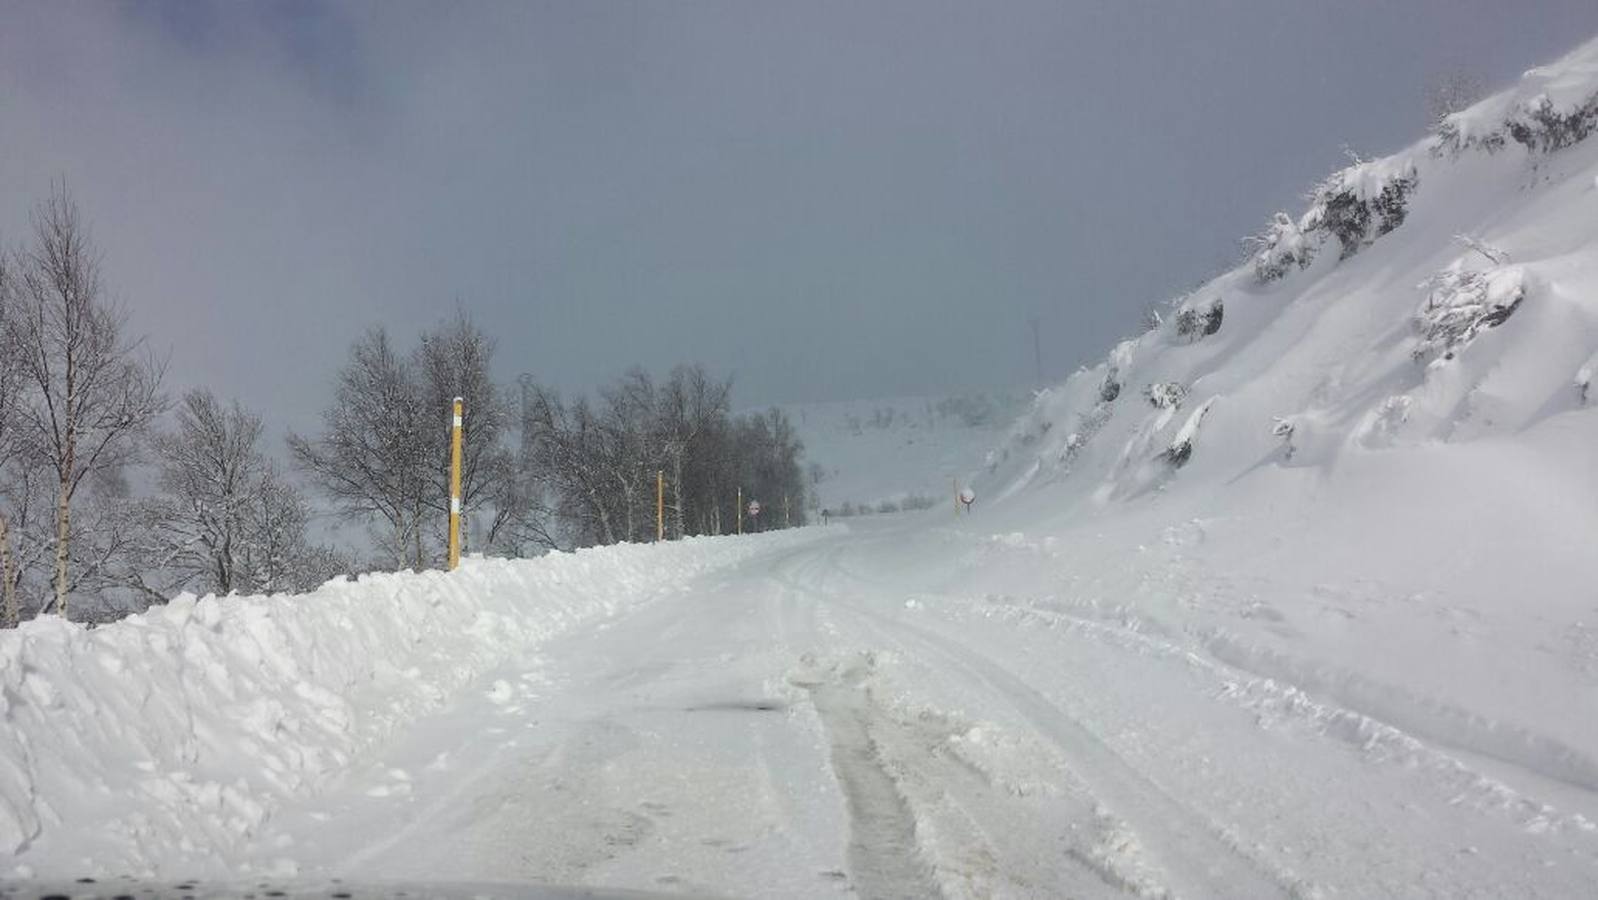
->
962;35;1598;814
776;393;1023;512
982;50;1598;507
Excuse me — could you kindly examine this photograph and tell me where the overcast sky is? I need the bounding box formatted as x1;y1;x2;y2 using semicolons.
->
4;1;1597;433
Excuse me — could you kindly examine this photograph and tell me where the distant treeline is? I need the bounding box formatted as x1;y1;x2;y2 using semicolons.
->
0;183;804;626
824;494;940;518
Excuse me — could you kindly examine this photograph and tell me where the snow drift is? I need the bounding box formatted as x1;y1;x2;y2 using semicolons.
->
0;531;820;876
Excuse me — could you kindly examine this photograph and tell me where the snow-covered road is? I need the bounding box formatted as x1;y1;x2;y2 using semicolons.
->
193;519;1596;899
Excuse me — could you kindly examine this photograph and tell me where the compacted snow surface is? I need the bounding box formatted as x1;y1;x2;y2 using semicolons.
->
5;518;1598;898
8;33;1598;900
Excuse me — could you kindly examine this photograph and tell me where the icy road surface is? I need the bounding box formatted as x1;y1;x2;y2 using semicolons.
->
222;520;1597;899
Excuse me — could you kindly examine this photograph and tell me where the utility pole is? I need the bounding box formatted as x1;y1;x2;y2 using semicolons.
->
656;470;665;542
447;397;464;570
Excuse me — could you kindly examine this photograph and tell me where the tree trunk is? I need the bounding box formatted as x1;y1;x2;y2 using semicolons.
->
217;534;233;595
412;502;425;570
53;470;71;618
54;337;78;619
621;484;635;543
0;514;17;628
671;452;685;539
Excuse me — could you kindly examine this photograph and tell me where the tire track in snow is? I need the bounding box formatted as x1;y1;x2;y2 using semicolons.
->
767;551;944;900
818;597;1293;899
793;665;945;900
846;604;1290;897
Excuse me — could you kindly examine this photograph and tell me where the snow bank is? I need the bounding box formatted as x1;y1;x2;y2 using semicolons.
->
0;530;821;876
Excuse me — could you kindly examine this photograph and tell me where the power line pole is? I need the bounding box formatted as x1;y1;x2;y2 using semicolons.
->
447;397;464;570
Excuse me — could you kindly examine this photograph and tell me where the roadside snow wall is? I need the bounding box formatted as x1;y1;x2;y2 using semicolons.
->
0;531;818;875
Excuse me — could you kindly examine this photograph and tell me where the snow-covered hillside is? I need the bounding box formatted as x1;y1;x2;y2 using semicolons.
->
983;39;1598;507
966;34;1598;811
779;393;1023;512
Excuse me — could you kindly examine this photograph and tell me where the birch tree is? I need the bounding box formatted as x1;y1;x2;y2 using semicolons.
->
10;183;165;618
289;327;432;569
147;390;263;593
0;251;22;626
517;366;805;547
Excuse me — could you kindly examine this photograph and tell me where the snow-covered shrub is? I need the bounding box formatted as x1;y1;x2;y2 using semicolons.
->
1308;159;1418;259
1363;395;1413;446
1144;381;1187;409
1271;416;1296;460
1507;94;1598;153
1055;401;1115;474
1173;300;1223;342
1249;212;1318;282
1173;308;1199;339
1160;397;1217;469
1161;440;1193;468
1432;50;1598;158
1098;338;1140;402
1412;259;1528;363
1577;351;1598;404
1432;117;1507;157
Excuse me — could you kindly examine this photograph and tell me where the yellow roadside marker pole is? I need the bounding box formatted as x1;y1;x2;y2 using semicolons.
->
448;397;464;570
737;486;743;535
953;477;960;515
656;469;665;542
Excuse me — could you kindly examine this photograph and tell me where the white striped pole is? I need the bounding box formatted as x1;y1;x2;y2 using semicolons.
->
448;397;464;570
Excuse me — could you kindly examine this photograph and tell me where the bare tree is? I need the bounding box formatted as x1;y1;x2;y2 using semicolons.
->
239;461;347;593
0;250;22;626
519;381;615;547
142;389;268;594
289;327;432;569
518;365;804;547
656;365;730;538
414;311;512;553
10;183;165;618
598;367;659;542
